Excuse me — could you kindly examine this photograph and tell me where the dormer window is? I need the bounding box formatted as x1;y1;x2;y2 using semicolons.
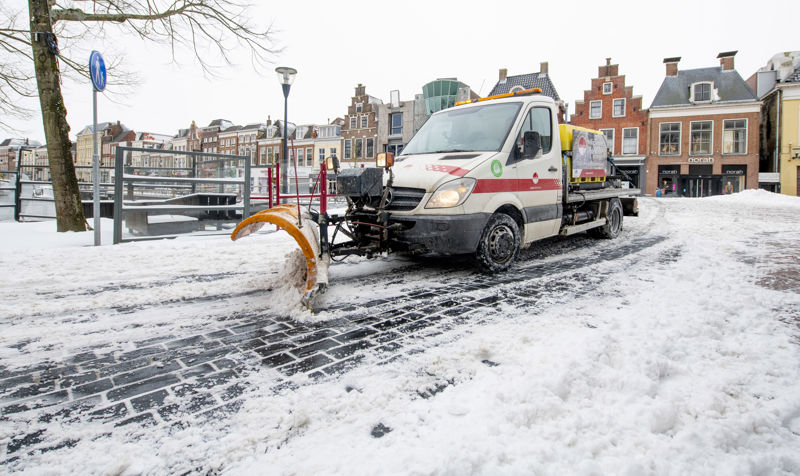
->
691;82;712;103
509;85;525;93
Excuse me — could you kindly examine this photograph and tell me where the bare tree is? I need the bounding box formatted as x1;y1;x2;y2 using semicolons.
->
0;1;278;231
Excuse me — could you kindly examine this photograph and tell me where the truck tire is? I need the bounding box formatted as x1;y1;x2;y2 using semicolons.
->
589;198;623;239
475;213;520;273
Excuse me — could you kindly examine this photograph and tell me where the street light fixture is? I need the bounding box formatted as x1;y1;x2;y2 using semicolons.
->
276;67;297;195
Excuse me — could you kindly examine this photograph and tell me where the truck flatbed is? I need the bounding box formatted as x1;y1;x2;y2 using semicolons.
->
566;188;641;204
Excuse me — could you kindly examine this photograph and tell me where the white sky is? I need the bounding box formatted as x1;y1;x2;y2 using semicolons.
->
3;0;800;143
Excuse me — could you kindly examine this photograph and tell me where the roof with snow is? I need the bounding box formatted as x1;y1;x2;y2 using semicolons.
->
488;73;561;101
1;138;41;148
651;67;757;108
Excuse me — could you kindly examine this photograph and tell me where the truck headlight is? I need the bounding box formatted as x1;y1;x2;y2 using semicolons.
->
425;178;476;209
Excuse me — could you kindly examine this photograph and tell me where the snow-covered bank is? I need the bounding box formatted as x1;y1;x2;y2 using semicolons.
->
1;191;800;474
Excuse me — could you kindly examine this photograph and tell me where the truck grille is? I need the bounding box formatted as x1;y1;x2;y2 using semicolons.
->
386;187;426;211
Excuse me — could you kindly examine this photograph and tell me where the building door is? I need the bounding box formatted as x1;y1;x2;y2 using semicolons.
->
686;177;720;197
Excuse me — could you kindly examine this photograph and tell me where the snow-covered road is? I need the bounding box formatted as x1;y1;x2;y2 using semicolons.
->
1;191;800;474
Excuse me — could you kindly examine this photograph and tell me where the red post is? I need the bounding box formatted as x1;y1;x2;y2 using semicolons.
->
320;164;327;215
275;160;281;205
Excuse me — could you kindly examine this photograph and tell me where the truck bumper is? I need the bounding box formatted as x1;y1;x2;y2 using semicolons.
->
392;213;491;255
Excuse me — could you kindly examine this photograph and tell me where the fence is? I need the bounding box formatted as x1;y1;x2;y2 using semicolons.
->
112;147;251;244
3;146;342;242
0;170;17;221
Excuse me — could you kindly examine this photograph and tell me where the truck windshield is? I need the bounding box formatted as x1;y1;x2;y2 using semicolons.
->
401;102;522;155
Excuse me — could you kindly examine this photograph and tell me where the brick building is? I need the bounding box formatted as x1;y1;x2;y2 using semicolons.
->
646;52;760;197
218;125;242;156
200;119;233;155
571;59;648;188
342;84;381;167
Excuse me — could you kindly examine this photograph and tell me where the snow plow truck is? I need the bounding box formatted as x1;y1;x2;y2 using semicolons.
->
231;88;640;308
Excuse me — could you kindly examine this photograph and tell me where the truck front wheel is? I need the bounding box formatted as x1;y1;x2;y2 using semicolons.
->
475;213;520;273
588;198;623;239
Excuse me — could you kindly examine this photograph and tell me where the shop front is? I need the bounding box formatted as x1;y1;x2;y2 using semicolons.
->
657;163;748;197
657;165;680;196
612;156;645;190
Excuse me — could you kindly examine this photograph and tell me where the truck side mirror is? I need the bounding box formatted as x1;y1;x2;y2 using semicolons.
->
522;131;542;159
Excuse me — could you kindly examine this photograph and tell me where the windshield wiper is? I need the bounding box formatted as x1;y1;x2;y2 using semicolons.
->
430;149;472;154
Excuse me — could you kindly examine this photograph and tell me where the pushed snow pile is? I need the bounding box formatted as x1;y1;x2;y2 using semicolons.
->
704;188;800;208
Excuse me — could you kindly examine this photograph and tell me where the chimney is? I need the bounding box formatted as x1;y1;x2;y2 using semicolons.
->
355;84;366;96
499;68;508;82
539;62;548;74
717;51;737;71
599;58;618;78
266;115;272;127
664;57;681;76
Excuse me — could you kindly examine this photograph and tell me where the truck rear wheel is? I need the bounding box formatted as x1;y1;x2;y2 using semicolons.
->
475;213;520;273
589;198;623;239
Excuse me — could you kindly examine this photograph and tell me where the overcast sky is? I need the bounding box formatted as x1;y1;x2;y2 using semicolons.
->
3;0;799;143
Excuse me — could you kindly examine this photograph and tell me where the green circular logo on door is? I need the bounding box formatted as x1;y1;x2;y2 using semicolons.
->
491;160;503;177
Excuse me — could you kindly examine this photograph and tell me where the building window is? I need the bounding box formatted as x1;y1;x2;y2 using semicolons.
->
722;119;747;154
692;82;712;102
318;148;325;164
360;115;368;129
306;147;313;166
690;121;713;155
659;122;681;156
344;139;352;159
356;103;363;113
366;138;374;158
354;138;363;159
390;113;403;136
602;82;612;95
349;117;356;129
612;98;625;118
622;128;638;155
589;100;601;119
600;129;614;155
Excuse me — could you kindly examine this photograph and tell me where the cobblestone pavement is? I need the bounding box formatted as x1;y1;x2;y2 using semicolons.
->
1;212;670;464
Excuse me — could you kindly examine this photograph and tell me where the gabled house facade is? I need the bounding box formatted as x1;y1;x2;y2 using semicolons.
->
342;84;382;167
646;52;760;197
571;58;648;188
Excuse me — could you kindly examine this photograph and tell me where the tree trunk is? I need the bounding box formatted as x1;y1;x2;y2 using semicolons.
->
28;0;86;232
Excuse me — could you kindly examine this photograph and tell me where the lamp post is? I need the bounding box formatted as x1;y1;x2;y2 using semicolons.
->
275;66;297;196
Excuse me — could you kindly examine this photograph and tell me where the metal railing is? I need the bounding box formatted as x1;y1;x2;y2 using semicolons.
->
112;147;251;244
0;170;17;221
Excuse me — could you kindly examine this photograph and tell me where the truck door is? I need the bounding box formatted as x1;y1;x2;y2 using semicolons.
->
512;106;561;241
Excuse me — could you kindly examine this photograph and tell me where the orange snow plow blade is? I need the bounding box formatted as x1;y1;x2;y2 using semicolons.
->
231;204;329;306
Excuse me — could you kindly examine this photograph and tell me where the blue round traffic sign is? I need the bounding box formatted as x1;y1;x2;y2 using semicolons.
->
89;50;107;92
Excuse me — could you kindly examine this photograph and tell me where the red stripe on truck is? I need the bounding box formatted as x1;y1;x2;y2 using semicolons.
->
473;178;561;193
424;164;470;177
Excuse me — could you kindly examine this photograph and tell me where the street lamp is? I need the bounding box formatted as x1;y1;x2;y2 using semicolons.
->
276;66;297;195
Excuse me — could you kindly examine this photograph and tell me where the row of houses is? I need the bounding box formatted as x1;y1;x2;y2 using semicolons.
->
3;50;799;197
570;51;800;198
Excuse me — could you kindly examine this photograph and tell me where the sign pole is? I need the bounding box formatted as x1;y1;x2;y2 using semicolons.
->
89;50;107;246
92;85;100;246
